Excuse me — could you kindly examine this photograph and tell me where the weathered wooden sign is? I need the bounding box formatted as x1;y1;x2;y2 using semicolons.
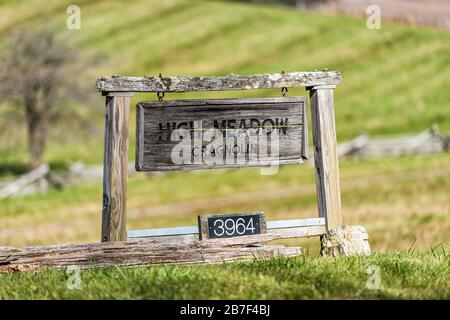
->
198;212;267;240
136;97;307;171
97;71;345;246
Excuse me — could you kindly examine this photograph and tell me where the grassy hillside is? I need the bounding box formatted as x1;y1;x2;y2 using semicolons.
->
0;0;449;167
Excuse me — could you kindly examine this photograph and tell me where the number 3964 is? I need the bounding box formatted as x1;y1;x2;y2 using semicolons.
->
207;215;262;238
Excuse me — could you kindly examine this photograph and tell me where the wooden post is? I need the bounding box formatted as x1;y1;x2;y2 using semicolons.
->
308;85;342;231
102;92;132;241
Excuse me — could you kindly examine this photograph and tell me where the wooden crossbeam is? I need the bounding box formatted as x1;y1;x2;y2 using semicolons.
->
96;71;342;93
127;218;326;244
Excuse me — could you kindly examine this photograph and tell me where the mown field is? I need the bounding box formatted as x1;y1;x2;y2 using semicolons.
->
0;0;448;299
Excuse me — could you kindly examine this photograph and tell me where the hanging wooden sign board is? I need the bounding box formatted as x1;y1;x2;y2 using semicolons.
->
135;97;308;171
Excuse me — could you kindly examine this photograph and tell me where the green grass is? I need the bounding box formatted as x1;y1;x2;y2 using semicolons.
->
0;0;449;166
0;251;448;299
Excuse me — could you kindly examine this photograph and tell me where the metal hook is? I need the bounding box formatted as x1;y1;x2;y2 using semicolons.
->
157;73;165;101
281;87;288;97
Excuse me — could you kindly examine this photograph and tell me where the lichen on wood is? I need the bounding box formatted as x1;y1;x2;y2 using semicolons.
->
0;234;301;272
96;71;342;93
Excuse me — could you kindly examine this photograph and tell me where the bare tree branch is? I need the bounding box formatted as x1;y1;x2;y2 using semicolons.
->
0;28;87;169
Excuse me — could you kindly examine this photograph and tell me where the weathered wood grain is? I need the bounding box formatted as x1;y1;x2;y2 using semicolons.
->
96;71;342;93
102;93;132;242
0;236;301;272
136;97;307;171
309;86;343;230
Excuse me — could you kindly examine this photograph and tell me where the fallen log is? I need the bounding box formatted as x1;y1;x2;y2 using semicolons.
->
0;164;49;199
0;235;301;272
337;134;369;157
360;129;443;157
337;126;446;159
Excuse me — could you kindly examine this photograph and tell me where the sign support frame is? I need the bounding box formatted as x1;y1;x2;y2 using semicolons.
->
101;92;133;242
97;71;343;241
307;85;342;231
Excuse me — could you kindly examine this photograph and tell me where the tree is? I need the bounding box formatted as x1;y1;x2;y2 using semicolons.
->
0;29;77;169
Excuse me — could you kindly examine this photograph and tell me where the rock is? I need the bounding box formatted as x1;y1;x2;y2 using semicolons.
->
320;225;371;257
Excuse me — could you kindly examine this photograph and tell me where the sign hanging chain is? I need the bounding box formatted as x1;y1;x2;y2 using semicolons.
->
157;73;165;101
281;70;288;97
